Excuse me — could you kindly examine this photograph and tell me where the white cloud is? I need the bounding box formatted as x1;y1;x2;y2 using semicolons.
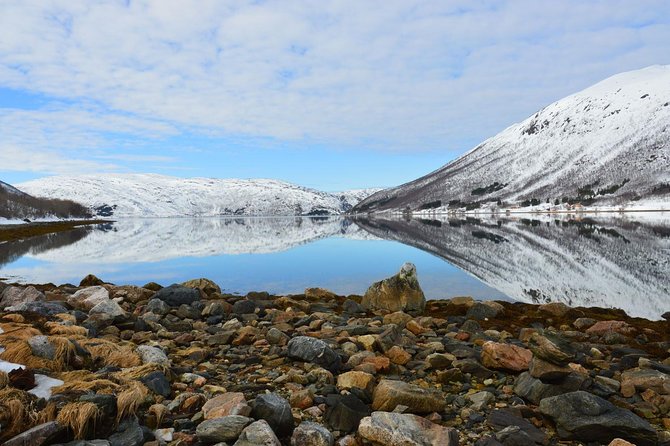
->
0;0;668;163
0;144;118;174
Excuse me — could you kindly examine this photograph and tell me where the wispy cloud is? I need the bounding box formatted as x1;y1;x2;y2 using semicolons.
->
0;0;668;179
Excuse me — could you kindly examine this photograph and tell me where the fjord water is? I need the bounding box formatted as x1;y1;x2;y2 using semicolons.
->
1;214;668;319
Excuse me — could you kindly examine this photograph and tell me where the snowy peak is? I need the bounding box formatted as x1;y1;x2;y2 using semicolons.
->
18;174;380;218
354;65;670;214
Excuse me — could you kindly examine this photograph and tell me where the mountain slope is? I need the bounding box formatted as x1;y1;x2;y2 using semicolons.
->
353;65;670;214
19;174;380;217
1;180;91;222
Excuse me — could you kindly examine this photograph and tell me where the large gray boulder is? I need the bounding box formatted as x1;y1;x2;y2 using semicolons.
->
538;391;657;446
251;393;294;438
234;420;281;446
290;422;333;446
371;379;446;414
196;416;253;443
361;263;425;314
0;286;45;309
287;336;341;373
358;411;458;446
153;284;200;307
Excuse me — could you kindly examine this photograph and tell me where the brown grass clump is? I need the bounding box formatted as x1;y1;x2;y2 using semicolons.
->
44;321;88;337
0;371;8;389
0;389;37;441
57;402;100;439
112;362;168;381
79;339;141;368
147;403;168;429
52;378;120;395
0;323;42;341
54;313;77;324
37;401;58;424
116;381;148;422
0;336;76;372
0;314;25;323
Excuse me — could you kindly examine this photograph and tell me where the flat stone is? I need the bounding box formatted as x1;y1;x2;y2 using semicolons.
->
358;411;458;446
5;301;66;316
203;393;251;419
528;333;575;365
481;341;532;372
372;379;446;414
290;422;334;446
513;372;586;405
468;391;495;411
337;371;376;396
196;415;253;443
487;409;547;445
3;421;62;446
529;357;572;382
538;391;657;446
586;320;636;336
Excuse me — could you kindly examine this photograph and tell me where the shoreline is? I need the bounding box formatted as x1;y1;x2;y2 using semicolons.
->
0;275;668;445
0;220;114;243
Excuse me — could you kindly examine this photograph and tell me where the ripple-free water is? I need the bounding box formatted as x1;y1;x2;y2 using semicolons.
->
1;214;668;319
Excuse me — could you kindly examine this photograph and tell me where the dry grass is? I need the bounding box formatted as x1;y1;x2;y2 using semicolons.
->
0;371;8;389
112;362;168;381
0;323;42;341
147;403;168;429
57;402;100;439
0;389;37;441
116;381;148;422
79;339;141;368
52;378;120;395
37;402;58;424
54;313;77;324
0;336;76;371
0;314;25;323
45;322;88;337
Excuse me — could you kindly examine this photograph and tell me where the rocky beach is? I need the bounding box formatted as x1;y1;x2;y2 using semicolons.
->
0;264;668;446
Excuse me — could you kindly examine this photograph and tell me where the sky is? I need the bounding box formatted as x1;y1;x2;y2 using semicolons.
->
0;0;669;191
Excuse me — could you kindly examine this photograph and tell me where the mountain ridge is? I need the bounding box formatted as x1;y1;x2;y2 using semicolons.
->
353;65;670;215
18;174;380;218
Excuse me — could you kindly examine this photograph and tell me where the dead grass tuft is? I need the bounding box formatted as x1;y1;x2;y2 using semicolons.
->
52;378;120;395
0;389;37;441
116;381;148;422
37;401;58;424
112;362;168;381
0;336;76;371
45;322;88;337
79;339;141;368
54;313;77;324
0;323;42;341
0;371;8;389
147;403;168;429
0;314;25;323
57;401;100;439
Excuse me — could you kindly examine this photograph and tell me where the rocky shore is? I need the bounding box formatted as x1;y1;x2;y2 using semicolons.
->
0;264;668;446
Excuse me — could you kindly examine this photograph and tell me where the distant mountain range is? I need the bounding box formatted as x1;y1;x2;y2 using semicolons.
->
0;180;90;222
18;174;380;217
354;65;670;215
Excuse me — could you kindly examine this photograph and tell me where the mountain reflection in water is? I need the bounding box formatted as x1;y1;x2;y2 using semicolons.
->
355;214;670;320
1;214;668;319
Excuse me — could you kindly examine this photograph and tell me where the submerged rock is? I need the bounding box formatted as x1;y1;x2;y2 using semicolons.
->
361;263;426;314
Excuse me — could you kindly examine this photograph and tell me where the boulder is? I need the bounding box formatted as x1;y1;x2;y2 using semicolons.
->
140;371;171;397
325;394;371;433
203;393;251;419
89;299;126;318
5;301;67;316
585;320;636;336
287;336;341;373
358;411;458;446
538;302;570;317
251;393;294;437
136;345;169;365
181;278;221;295
466;301;504;320
538;391;657;446
290;422;334;446
68;286;110;310
2;421;63;446
528;333;576;365
372;379;446;414
28;335;56;360
0;286;45;309
196;415;253;443
153;284;200;307
528;357;572;381
513;372;586;405
620;368;670;397
80;274;105;286
487;409;547;445
337;371;376;397
234;420;281;446
481;341;532;372
109;417;144;446
361;263;425;314
145;298;170;316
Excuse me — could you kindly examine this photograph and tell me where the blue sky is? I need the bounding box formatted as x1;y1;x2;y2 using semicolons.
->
1;0;669;191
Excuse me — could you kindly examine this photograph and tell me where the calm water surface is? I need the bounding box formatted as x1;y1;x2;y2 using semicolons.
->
1;214;668;319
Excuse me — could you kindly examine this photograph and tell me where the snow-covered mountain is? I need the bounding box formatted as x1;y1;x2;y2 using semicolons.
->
355;214;670;320
18;174;380;217
353;66;670;215
1;180;90;222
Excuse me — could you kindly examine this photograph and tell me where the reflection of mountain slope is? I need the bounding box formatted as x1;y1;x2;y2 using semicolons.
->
355;215;670;319
0;226;96;268
29;217;375;263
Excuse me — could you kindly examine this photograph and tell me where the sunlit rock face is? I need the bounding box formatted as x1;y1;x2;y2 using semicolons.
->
355;214;670;320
